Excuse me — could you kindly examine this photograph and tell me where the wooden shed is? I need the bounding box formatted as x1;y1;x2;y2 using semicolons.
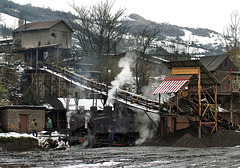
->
13;20;73;49
0;106;46;133
12;20;73;68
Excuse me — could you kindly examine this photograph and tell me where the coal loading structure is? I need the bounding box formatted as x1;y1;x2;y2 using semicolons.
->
41;63;169;114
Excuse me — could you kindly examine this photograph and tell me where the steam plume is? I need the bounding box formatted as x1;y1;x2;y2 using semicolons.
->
135;110;159;145
107;50;139;104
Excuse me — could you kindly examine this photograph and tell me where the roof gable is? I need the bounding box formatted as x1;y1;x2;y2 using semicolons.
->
13;20;73;33
163;60;220;85
199;55;228;71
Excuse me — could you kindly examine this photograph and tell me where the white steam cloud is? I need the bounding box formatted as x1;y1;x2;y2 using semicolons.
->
107;50;139;104
135;110;159;145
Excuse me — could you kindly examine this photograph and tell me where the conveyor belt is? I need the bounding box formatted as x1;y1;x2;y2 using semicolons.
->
40;64;170;115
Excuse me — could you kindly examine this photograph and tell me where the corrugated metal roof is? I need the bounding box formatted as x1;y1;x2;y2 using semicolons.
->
163;60;220;85
13;20;73;32
153;75;192;94
200;55;228;71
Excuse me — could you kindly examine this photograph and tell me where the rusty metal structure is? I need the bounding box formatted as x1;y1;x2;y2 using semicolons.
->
152;59;238;139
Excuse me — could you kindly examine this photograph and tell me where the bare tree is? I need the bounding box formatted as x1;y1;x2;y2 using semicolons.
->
135;56;153;94
66;0;127;57
131;25;160;54
222;10;240;65
126;26;160;93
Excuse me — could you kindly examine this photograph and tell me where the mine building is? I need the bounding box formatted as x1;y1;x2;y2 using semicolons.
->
12;20;73;67
153;60;221;138
10;20;76;101
153;56;240;139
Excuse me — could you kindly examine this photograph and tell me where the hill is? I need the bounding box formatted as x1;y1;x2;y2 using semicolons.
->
0;0;77;22
0;0;225;56
125;14;225;56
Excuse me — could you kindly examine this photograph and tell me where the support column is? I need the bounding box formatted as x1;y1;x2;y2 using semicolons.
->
42;74;45;99
31;51;33;67
50;75;53;95
57;111;60;130
36;49;39;97
57;46;59;64
171;117;176;134
160;117;166;138
58;78;61;97
159;93;161;135
176;92;179;113
230;94;233;124
214;84;218;131
159;94;161;114
36;48;38;69
198;67;201;139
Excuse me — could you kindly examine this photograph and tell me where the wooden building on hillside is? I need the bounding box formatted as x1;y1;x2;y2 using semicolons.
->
13;20;73;49
12;20;73;67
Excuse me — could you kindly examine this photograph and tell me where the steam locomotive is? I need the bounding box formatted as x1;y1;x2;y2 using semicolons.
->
69;105;139;147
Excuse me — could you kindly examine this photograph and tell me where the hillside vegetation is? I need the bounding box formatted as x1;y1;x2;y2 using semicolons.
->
0;0;225;56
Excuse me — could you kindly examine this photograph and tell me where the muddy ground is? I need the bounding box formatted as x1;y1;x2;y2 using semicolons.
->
1;145;240;167
142;123;240;148
1;125;240;167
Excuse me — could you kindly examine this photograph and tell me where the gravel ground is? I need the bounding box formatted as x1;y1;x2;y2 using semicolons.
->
1;145;240;167
141;124;240;148
1;124;240;167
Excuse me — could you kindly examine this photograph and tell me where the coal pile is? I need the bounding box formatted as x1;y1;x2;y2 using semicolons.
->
172;133;205;148
141;124;240;148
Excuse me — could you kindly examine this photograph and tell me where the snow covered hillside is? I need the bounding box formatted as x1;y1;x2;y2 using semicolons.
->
0;11;225;56
156;28;225;56
0;12;19;29
125;14;225;56
0;12;18;38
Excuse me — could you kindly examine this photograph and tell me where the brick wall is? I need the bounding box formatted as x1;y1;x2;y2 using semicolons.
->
0;106;45;133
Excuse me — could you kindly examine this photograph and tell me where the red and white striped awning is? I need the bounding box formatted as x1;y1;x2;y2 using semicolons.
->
152;75;192;94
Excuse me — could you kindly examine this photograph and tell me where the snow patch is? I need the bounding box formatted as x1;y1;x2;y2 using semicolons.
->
0;131;69;150
0;12;19;29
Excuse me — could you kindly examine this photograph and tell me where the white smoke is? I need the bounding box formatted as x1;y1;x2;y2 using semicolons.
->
135;110;160;145
107;50;139;104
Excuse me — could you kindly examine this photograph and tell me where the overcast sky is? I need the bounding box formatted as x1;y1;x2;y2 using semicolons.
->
11;0;240;33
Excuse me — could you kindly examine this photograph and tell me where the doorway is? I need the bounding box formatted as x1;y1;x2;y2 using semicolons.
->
19;114;28;133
